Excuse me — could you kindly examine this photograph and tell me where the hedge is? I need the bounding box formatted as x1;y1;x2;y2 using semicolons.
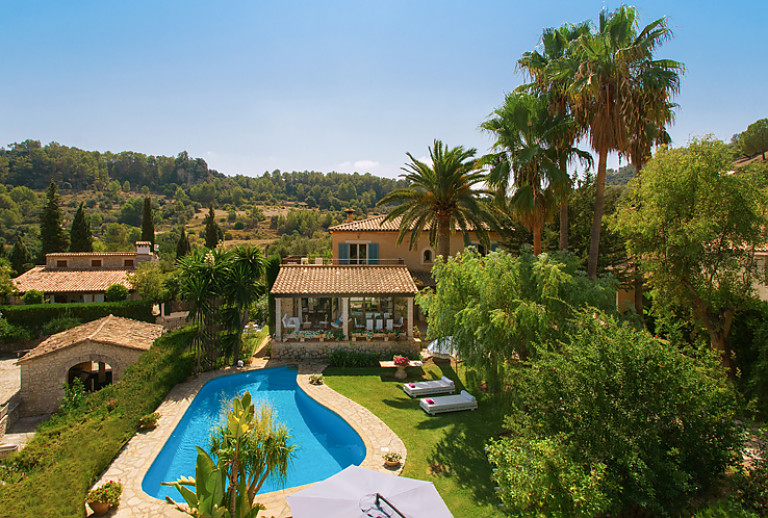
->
0;300;154;331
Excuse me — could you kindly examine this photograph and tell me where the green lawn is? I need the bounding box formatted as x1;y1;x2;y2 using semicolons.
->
324;362;507;518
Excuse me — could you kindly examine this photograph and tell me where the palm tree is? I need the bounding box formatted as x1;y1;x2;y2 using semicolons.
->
482;92;589;255
565;6;681;278
377;140;493;259
225;246;265;364
518;22;591;252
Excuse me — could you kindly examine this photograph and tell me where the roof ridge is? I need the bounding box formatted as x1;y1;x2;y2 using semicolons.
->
88;314;113;341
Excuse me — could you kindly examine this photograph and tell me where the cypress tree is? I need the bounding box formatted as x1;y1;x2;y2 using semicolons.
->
10;235;31;276
40;180;69;258
141;197;155;247
69;202;93;252
176;227;191;259
204;204;220;249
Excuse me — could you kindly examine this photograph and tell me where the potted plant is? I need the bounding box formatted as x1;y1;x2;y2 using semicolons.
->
383;451;402;468
138;412;160;430
393;355;410;367
308;374;324;385
365;331;374;342
86;480;122;516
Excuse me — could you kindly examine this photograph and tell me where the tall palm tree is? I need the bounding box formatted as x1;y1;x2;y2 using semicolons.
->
565;6;681;278
377;140;493;259
482;91;589;255
518;22;591;252
225;246;265;364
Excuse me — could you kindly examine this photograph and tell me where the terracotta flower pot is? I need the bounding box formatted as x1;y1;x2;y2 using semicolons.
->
88;501;110;516
384;459;401;468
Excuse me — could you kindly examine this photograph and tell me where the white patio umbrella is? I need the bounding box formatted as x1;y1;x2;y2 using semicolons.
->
287;465;453;518
427;336;460;360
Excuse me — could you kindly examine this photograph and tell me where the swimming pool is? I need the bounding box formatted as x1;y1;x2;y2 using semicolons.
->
142;366;366;501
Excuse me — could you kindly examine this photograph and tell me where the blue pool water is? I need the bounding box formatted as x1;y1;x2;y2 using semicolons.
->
142;366;366;500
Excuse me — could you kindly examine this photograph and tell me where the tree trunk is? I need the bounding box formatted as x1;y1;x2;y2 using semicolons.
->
587;146;608;279
559;156;569;252
437;214;451;259
533;220;542;256
633;264;645;327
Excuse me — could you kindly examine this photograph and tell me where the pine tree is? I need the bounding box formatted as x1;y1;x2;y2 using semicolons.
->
141;197;155;246
176;228;191;259
204;204;220;249
11;235;31;276
69;202;93;252
40;180;69;258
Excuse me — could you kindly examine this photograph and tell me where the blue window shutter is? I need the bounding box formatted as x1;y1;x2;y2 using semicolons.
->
491;243;498;252
338;243;349;265
369;243;379;264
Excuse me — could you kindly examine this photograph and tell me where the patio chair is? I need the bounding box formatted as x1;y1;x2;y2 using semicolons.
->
330;316;345;329
419;390;478;416
403;376;455;397
393;316;404;329
386;319;393;331
282;314;300;335
366;319;374;331
354;317;364;330
375;319;384;331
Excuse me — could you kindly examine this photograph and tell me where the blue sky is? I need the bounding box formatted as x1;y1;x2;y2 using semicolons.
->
0;1;765;179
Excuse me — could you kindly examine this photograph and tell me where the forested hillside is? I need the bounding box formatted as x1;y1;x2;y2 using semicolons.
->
0;139;406;266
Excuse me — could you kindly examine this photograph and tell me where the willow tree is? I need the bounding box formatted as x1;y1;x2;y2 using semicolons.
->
377;140;493;259
566;6;682;278
418;250;616;391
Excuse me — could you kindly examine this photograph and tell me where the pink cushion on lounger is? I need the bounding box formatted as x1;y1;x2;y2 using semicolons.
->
425;398;435;405
408;383;416;387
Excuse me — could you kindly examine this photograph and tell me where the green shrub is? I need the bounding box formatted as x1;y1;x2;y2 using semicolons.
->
104;284;128;302
328;348;412;368
488;312;742;517
0;327;195;517
41;316;81;336
21;290;44;305
0;319;33;344
693;498;760;518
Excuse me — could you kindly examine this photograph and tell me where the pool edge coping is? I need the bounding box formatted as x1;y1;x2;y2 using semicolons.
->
87;359;406;518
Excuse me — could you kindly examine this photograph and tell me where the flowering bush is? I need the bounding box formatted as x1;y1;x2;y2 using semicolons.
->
393;355;410;366
86;480;123;506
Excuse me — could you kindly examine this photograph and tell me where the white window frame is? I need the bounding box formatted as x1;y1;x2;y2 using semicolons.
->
346;240;371;265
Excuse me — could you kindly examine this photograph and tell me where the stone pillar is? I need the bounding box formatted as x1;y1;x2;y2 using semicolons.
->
275;297;282;341
407;297;414;339
342;297;349;339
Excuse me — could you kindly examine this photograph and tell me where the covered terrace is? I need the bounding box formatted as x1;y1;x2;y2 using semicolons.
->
270;264;418;342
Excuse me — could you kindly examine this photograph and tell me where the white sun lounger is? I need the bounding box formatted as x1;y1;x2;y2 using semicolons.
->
419;390;478;415
403;376;456;397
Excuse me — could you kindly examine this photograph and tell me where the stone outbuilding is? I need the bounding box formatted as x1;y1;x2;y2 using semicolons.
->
16;315;165;416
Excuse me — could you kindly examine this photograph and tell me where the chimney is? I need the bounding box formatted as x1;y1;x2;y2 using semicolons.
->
344;208;355;223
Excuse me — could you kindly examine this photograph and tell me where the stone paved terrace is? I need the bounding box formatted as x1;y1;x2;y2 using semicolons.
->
90;358;406;518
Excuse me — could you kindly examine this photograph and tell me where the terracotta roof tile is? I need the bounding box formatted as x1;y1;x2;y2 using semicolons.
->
270;264;418;297
329;214;492;232
13;266;133;294
45;252;139;257
17;315;165;363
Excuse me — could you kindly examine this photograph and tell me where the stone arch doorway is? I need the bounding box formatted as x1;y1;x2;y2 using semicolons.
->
67;359;113;392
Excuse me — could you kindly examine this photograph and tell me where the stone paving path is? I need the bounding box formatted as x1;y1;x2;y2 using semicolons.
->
90;359;406;518
0;355;20;407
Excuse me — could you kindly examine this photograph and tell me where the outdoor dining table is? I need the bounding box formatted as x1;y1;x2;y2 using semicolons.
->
379;360;423;380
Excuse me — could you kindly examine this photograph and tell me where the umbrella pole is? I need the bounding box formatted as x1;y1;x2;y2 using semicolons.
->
375;493;407;518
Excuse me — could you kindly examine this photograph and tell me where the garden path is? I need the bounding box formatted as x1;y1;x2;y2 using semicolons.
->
0;355;19;406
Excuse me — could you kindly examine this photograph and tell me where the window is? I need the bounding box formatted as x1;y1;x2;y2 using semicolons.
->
56;260;68;268
349;243;367;265
91;259;102;267
124;259;134;267
422;249;433;264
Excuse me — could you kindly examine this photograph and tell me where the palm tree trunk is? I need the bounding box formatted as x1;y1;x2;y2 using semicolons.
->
533;221;542;256
437;214;451;259
587;146;608;279
559;156;568;252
